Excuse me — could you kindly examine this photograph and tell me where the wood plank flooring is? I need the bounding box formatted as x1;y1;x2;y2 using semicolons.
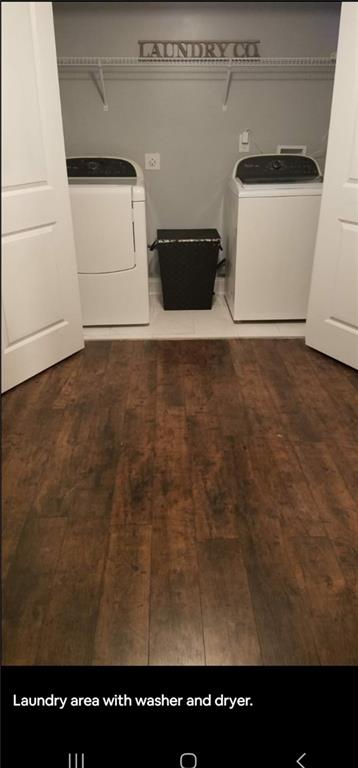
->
2;339;358;665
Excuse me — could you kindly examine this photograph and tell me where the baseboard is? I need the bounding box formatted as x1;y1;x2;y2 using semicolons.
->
149;276;225;295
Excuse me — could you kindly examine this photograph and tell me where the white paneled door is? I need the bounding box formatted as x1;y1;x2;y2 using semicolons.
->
306;2;358;369
1;2;84;392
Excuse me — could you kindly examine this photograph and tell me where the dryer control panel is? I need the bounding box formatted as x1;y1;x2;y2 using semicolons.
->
236;154;321;184
67;157;137;178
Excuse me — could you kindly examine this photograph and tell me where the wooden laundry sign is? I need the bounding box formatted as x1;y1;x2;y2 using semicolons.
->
138;40;261;59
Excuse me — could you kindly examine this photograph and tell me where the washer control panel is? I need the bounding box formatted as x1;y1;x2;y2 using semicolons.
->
236;154;321;183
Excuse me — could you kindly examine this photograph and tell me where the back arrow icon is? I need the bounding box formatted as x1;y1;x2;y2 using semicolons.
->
297;753;307;768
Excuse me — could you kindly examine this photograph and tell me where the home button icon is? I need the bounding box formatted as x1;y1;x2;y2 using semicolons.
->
180;754;197;768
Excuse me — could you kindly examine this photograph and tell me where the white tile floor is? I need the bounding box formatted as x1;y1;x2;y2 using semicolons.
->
83;294;306;340
84;294;305;340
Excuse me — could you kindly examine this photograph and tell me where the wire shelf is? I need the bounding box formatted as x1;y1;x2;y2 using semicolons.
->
58;55;336;68
57;56;336;110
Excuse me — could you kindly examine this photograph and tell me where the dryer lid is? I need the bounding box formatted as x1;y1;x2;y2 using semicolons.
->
236;154;322;184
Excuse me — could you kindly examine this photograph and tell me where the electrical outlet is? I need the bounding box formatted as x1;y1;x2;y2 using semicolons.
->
145;153;160;170
239;131;250;153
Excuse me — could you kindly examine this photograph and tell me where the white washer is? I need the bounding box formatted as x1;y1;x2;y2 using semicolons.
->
67;156;149;326
224;154;323;321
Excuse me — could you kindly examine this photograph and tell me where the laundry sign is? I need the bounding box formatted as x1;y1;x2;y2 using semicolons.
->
138;40;261;59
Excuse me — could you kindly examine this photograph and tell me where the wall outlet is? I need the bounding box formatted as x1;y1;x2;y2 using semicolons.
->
145;153;160;170
239;130;250;153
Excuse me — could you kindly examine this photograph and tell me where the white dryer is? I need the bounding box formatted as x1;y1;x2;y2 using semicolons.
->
67;156;149;325
223;154;323;321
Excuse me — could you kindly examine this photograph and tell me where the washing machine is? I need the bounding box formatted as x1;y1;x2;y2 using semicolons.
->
67;156;149;325
223;154;323;321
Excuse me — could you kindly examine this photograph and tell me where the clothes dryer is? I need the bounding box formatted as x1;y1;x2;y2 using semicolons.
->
67;157;149;325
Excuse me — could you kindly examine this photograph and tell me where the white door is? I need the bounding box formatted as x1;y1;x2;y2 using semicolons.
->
1;2;84;393
305;2;358;370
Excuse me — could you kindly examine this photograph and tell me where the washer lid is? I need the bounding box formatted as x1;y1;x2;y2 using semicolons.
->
228;177;323;198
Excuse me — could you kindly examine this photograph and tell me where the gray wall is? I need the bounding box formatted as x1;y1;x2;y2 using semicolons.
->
53;2;341;273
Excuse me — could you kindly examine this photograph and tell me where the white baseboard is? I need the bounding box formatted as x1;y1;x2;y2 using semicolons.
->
149;276;225;295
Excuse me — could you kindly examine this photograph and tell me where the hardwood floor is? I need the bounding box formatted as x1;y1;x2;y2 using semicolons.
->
2;339;358;665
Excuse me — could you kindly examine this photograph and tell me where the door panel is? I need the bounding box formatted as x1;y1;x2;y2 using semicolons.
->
1;2;84;392
330;223;358;328
1;2;46;188
2;226;64;344
305;2;358;369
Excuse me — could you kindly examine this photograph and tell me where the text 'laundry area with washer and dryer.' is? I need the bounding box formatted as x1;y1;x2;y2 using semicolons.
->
49;1;348;345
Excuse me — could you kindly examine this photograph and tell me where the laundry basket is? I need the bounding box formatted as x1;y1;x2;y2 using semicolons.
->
150;228;222;310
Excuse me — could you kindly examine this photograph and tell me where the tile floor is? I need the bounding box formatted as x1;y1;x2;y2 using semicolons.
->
83;294;306;341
